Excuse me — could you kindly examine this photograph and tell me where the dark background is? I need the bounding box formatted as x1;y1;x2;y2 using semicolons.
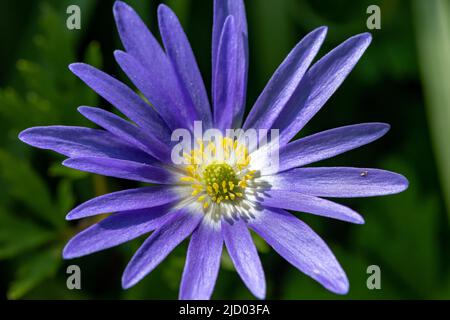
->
0;0;449;299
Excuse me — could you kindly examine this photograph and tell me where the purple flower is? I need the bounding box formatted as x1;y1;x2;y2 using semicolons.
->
18;0;408;299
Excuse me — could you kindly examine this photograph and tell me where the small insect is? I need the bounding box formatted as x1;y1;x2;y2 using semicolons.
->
360;171;369;177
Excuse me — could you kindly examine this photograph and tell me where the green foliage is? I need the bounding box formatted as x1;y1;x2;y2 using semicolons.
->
414;0;450;223
7;245;62;299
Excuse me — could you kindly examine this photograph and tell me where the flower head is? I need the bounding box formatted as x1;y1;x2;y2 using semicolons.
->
19;0;408;299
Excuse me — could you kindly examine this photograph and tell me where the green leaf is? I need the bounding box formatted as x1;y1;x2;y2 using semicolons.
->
165;0;191;26
413;0;450;223
84;41;103;70
0;151;60;227
7;245;61;299
354;158;441;297
48;161;88;180
0;209;54;260
57;180;75;216
281;246;402;299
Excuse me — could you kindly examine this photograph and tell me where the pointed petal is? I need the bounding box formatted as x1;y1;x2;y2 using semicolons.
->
244;27;327;131
63;204;175;259
78;106;170;162
253;123;390;175
68;63;170;143
248;208;349;294
158;4;212;128
212;0;248;126
122;210;202;289
213;16;238;131
268;167;409;198
114;50;195;131
113;0;167;71
222;219;266;299
179;220;223;300
113;1;197;131
273;33;372;145
262;191;364;224
19;126;149;163
63;157;178;184
66;186;184;220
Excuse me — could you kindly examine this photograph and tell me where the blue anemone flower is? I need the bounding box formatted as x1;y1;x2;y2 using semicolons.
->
19;0;408;299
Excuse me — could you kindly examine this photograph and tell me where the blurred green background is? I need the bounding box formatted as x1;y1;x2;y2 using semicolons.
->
1;0;449;299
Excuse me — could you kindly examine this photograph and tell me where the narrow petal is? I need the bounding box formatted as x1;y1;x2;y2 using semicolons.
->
69;63;170;143
114;50;195;131
63;204;176;259
113;0;167;72
268;167;409;198
213;16;238;131
273;33;372;145
66;186;184;220
122;210;202;289
19;126;150;163
243;27;327;131
261;190;364;224
222;219;266;299
248;208;349;294
252;123;390;175
78;106;170;162
158;4;212;128
113;1;197;131
63;157;178;184
212;0;248;126
179;220;223;300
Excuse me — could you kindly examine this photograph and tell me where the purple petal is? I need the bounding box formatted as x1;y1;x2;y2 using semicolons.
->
63;204;176;259
248;208;349;294
78;106;170;162
63;157;178;184
19;126;150;163
268;167;409;198
69;63;170;143
158;4;212;128
179;220;223;300
262;190;364;224
259;123;390;175
212;0;248;126
113;1;197;131
222;219;266;299
66;186;183;220
114;50;195;131
273;33;372;145
213;16;239;131
122;210;202;289
243;27;327;131
113;1;167;72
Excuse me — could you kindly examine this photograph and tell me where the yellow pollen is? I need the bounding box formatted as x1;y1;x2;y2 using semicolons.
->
179;137;256;209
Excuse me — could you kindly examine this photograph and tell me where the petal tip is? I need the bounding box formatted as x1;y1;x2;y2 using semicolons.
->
121;274;135;290
65;210;79;221
157;3;171;15
354;215;365;225
18;127;38;144
62;244;75;260
113;0;128;14
315;26;328;37
68;62;84;73
358;32;373;45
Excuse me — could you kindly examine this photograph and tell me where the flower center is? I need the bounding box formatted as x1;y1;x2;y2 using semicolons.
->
203;163;241;203
179;137;257;211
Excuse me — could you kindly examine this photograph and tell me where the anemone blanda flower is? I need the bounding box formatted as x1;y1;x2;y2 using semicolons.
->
19;0;408;299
